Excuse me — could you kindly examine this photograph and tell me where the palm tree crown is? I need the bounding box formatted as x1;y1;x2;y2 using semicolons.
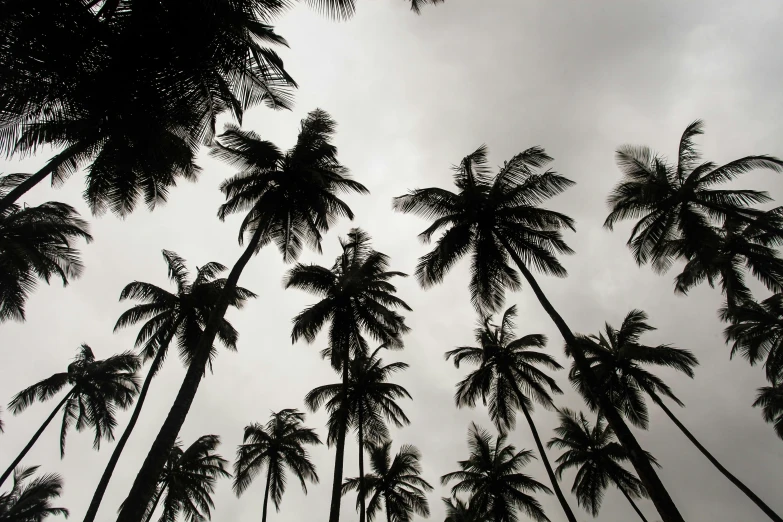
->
753;379;783;440
343;441;433;522
441;423;551;522
721;293;783;380
442;496;488;522
0;466;68;522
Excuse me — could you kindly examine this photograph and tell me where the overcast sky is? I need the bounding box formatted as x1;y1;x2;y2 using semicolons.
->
2;1;783;521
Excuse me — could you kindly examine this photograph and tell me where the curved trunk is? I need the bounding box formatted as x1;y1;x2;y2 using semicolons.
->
358;405;366;522
619;487;650;522
510;381;577;522
83;326;179;522
496;232;684;522
116;225;265;522
0;391;72;487
328;354;350;522
652;394;783;522
262;463;272;522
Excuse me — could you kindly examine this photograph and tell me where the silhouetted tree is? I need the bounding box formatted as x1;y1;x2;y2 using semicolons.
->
753;378;783;441
343;441;432;522
722;294;783;381
233;409;321;522
393;145;682;522
118;110;364;521
442;496;488;522
0;466;68;521
441;423;551;522
547;409;650;520
0;345;139;487
445;305;575;522
83;251;254;522
573;309;783;522
288;229;410;522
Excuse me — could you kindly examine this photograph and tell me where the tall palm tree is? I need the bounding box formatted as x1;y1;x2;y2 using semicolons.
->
0;344;139;487
307;346;411;522
342;442;432;522
441;423;551;522
604;120;783;277
0;191;92;322
721;294;783;381
117;110;365;521
0;466;68;521
233;409;321;522
445;305;575;522
753;378;783;440
393;145;682;521
573;309;783;522
83;251;255;522
286;228;411;522
442;496;488;522
547;409;650;521
140;435;230;522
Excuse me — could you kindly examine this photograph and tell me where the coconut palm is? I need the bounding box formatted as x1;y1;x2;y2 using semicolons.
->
140;435;230;522
342;442;432;522
0;189;92;322
445;305;575;522
233;409;321;522
441;423;551;522
83;251;255;522
0;466;68;521
573;309;783;522
118;110;365;521
753;379;783;440
442;496;487;522
393;145;682;521
0;344;139;487
604;120;783;275
287;229;410;522
307;346;411;522
547;409;650;520
721;294;783;381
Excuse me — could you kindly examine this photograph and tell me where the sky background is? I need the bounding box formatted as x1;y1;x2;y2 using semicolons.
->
2;0;783;521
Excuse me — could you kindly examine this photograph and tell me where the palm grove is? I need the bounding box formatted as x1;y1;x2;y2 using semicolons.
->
0;0;782;521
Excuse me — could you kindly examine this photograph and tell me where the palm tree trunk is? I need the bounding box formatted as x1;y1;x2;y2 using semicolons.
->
509;381;577;522
328;356;350;522
385;494;391;522
116;225;266;522
0;391;71;487
262;464;272;522
652;394;783;522
83;326;179;522
496;233;684;522
619;487;649;522
358;405;366;522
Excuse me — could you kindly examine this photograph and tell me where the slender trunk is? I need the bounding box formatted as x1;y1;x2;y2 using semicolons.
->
328;355;350;522
358;405;366;522
385;493;391;522
620;487;650;522
653;394;783;522
116;225;265;522
0;392;71;487
509;382;577;522
83;327;179;522
496;233;684;522
0;140;93;215
142;482;165;522
262;464;272;522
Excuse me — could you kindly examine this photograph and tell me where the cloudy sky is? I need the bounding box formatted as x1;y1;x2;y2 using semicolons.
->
2;0;783;521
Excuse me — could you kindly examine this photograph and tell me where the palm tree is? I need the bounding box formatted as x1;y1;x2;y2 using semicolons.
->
442;496;488;522
0;344;139;487
0;466;68;521
117;110;365;521
141;435;230;522
573;309;783;522
286;228;411;522
83;251;255;522
0;191;92;322
441;423;551;522
342;442;432;522
445;305;575;522
721;294;783;381
753;378;783;440
393;145;682;522
547;409;650;521
604;119;783;277
233;409;321;522
307;346;411;522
